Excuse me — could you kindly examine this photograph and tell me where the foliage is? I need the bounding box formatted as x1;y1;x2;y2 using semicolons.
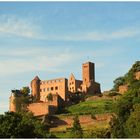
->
113;76;126;90
47;93;53;101
109;115;125;138
113;61;140;91
70;115;83;138
106;91;121;97
0;112;51;138
110;62;140;138
69;92;85;104
91;113;96;120
125;104;140;138
20;87;30;96
65;99;115;115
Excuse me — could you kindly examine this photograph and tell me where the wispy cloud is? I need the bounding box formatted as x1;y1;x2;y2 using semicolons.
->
0;47;80;76
0;15;42;39
0;45;122;77
47;28;140;41
0;14;139;41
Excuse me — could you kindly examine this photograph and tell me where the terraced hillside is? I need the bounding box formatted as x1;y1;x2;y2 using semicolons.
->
50;97;116;138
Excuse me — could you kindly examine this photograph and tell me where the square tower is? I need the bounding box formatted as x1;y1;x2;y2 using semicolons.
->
82;62;95;86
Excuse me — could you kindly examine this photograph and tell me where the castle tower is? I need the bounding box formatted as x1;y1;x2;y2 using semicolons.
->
31;76;40;101
9;90;23;112
82;62;95;86
9;95;16;112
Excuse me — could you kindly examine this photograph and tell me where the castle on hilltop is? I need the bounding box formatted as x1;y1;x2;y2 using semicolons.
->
9;61;101;116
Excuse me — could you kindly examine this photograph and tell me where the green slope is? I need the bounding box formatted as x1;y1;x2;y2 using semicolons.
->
65;99;115;115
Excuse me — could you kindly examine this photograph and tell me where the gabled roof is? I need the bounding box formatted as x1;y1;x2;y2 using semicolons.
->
69;73;75;80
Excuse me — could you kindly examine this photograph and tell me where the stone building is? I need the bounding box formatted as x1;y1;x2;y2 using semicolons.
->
81;62;101;94
135;71;140;80
9;61;101;116
39;78;68;102
68;73;82;93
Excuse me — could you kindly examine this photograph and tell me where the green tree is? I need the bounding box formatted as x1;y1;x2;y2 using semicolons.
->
125;104;140;138
47;93;53;101
113;76;125;90
71;115;83;138
0;112;51;138
110;72;140;138
20;86;30;96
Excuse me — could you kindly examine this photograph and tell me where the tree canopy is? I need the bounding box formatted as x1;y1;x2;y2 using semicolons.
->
71;115;83;138
110;62;140;138
0;112;51;138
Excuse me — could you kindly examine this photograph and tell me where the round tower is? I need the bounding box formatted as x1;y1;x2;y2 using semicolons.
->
31;76;40;101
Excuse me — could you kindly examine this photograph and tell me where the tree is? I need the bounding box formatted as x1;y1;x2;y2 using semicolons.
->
125;104;140;138
113;76;125;90
71;115;83;138
47;93;53;101
0;112;51;138
20;87;30;96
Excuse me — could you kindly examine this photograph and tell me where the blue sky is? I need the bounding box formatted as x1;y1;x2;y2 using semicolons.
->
0;2;140;114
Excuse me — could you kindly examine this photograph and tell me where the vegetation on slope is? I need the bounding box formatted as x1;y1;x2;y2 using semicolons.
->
113;61;140;91
65;99;115;115
110;61;140;138
0;112;53;138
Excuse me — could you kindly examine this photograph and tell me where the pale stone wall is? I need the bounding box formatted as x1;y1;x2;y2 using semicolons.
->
135;71;140;80
40;78;68;102
119;85;128;94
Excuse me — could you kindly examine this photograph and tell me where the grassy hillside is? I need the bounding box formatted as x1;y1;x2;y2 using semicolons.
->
50;114;111;138
50;97;116;138
65;99;115;115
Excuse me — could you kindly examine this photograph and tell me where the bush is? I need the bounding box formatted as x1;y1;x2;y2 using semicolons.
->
91;113;96;120
107;91;121;97
70;115;83;138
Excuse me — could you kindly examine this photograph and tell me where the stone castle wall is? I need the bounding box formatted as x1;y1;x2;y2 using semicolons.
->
40;78;68;102
119;85;128;94
135;71;140;80
28;102;49;116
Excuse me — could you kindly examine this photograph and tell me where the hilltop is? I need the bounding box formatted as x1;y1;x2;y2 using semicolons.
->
49;61;140;138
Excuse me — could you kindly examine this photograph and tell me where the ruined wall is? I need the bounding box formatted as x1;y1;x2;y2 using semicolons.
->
68;73;82;93
82;62;95;86
135;71;140;80
31;76;40;101
40;78;68;102
119;85;128;94
9;95;23;112
28;102;49;116
93;82;101;94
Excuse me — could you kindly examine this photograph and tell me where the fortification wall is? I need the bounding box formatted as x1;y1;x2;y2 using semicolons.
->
135;71;140;80
9;95;23;112
28;102;49;116
119;85;128;94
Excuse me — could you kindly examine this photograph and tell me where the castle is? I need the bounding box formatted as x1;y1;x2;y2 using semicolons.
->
9;61;101;116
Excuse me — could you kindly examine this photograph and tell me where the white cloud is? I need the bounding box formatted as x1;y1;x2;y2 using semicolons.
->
0;14;139;41
44;27;140;41
0;47;80;76
0;45;122;77
0;15;42;39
